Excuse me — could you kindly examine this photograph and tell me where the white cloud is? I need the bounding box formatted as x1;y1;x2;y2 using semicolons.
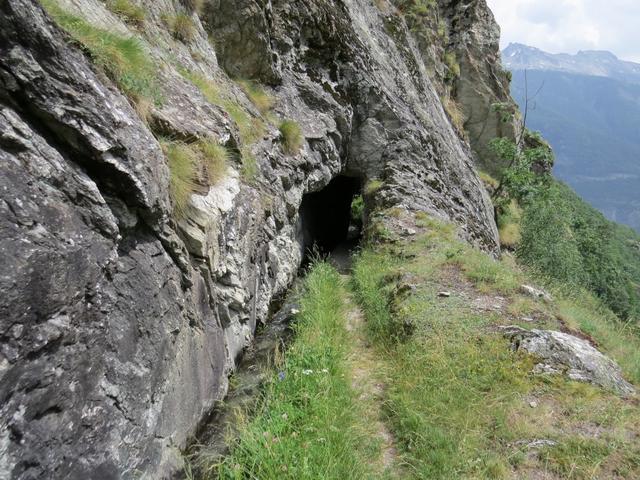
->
486;0;640;62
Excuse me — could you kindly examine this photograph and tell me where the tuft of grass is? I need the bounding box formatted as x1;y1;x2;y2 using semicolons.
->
181;70;265;146
106;0;145;26
162;139;229;217
41;0;161;106
364;179;384;196
444;51;461;80
213;263;377;479
237;80;275;115
279;120;303;155
162;141;199;218
442;95;466;136
171;13;196;43
199;140;229;185
240;148;259;183
479;170;500;190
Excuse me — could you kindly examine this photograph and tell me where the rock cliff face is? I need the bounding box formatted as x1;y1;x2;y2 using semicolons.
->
0;0;500;477
439;0;519;172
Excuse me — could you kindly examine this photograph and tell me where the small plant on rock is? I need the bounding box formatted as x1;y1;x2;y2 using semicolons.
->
163;141;199;218
279;120;303;155
199;140;229;185
171;13;196;43
107;0;145;26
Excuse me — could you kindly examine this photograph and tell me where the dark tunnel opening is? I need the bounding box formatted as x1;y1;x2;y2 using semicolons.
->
298;175;362;259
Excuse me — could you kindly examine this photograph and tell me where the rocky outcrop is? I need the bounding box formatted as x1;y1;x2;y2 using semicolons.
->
501;326;636;397
0;0;499;478
439;0;519;172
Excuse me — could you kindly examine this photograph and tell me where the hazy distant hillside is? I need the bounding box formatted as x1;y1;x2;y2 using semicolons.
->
503;44;640;231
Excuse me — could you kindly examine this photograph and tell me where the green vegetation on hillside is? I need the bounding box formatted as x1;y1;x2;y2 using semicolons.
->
489;135;640;322
207;210;640;479
352;211;640;478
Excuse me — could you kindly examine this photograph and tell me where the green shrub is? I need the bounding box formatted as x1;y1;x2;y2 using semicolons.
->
171;13;195;43
41;0;161;106
107;0;145;26
279;120;303;155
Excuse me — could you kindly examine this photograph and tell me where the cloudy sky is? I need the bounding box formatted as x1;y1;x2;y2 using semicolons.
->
485;0;640;62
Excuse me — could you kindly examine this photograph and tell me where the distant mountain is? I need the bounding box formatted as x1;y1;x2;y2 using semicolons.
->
503;43;640;84
503;44;640;232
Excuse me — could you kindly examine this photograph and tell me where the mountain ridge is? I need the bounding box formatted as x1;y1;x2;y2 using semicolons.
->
503;42;640;84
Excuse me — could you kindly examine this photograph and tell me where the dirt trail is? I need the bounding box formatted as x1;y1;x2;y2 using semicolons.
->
342;278;400;476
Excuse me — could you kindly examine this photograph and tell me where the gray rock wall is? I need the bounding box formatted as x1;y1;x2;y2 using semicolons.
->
0;0;499;478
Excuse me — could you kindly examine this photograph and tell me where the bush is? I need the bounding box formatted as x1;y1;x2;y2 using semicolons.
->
107;0;145;26
41;0;161;106
279;120;303;155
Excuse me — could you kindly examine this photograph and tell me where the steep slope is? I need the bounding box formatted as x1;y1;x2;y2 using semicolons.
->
0;0;500;478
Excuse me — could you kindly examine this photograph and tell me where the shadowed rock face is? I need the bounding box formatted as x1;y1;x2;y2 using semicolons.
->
0;0;498;477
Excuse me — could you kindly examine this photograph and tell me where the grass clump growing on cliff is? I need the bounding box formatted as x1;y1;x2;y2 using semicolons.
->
162;139;229;217
199;140;229;185
237;80;275;115
163;141;199;218
41;0;161;106
170;13;196;43
279;120;303;155
106;0;145;26
181;70;265;146
213;263;377;479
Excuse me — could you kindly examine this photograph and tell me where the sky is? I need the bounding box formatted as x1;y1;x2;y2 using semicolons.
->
485;0;640;62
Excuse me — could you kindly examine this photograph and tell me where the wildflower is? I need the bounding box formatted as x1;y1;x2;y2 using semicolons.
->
278;371;286;381
302;369;313;375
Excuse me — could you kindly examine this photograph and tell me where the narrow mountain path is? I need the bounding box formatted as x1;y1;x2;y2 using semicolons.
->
341;274;401;477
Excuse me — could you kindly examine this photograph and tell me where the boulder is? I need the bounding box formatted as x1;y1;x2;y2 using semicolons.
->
501;326;636;397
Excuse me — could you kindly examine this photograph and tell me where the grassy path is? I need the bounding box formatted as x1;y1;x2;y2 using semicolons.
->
343;283;400;477
200;210;640;479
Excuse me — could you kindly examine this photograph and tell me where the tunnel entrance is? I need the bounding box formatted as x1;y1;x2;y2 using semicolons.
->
298;175;362;259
